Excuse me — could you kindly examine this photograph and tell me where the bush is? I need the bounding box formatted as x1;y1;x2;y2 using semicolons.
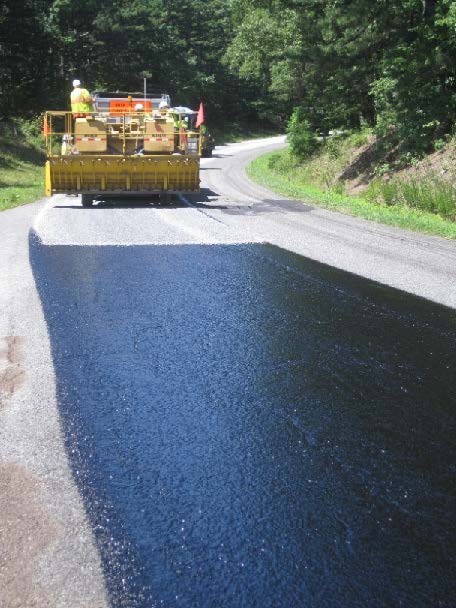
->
325;137;343;160
286;108;317;160
348;129;372;148
434;139;446;152
267;150;299;173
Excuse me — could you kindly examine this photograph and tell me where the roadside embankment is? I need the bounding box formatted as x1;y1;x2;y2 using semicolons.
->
247;133;456;239
0;119;44;212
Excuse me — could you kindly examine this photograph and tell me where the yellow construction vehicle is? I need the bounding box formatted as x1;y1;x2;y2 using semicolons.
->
43;92;201;206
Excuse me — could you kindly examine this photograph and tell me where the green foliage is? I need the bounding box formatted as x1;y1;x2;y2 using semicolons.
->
0;0;53;117
434;138;447;151
286;108;317;160
365;177;456;220
266;149;299;173
2;0;456;159
368;2;456;155
325;137;344;161
0;0;256;127
347;129;372;148
226;0;456;156
0;119;44;211
267;152;285;171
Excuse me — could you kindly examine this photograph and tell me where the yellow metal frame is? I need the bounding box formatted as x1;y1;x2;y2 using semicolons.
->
43;111;200;196
45;155;200;195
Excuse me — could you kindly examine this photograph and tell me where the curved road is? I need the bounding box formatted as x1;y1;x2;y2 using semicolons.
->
1;137;455;607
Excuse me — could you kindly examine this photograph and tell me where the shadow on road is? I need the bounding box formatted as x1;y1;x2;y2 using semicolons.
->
52;188;314;215
54;197;183;210
187;188;314;215
29;230;456;608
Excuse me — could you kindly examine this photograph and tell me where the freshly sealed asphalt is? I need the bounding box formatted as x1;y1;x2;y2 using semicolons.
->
1;137;456;607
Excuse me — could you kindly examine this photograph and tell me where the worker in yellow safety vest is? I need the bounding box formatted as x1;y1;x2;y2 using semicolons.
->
179;116;188;148
70;79;94;116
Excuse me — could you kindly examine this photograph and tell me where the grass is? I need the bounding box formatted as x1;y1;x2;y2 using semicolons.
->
283;129;374;191
365;177;456;220
0;119;45;212
247;148;456;239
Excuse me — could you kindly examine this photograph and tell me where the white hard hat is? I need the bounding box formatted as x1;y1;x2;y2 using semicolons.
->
134;103;144;111
72;79;81;87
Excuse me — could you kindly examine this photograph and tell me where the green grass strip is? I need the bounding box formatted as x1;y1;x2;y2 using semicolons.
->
247;150;456;239
0;164;44;212
0;135;44;212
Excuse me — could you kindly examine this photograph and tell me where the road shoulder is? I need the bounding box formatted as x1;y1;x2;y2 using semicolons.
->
0;200;108;607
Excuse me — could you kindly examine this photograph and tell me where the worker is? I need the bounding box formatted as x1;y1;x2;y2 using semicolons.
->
159;99;169;115
133;103;145;130
179;116;188;148
70;79;94;117
61;133;74;155
134;102;145;121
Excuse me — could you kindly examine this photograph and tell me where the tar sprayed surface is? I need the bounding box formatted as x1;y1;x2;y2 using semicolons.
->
30;232;456;608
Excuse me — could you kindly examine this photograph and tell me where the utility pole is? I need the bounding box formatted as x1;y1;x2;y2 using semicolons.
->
140;70;152;107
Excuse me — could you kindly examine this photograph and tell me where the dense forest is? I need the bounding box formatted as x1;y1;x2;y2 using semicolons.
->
1;0;456;154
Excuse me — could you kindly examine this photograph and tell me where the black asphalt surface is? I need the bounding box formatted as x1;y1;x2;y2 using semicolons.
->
30;232;456;608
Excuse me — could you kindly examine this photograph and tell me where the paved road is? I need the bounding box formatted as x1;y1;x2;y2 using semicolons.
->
191;138;456;309
1;137;455;607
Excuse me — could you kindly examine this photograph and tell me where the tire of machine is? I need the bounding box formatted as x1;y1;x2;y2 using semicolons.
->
81;194;94;207
160;193;174;204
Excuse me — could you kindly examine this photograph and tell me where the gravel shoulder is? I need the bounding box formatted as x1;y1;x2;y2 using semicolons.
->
0;201;108;608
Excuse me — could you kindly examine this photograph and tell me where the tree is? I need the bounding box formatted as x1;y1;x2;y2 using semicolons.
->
0;0;53;117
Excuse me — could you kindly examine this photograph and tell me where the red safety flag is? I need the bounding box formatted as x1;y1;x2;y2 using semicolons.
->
195;102;205;128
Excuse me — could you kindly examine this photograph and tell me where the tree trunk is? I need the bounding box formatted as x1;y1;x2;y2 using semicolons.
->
423;0;437;20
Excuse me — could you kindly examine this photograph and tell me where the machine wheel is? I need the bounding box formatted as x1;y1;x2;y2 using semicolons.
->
81;194;94;207
160;193;174;204
202;148;213;158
